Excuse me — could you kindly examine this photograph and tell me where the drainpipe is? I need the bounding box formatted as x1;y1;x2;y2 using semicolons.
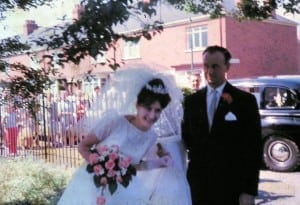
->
189;17;194;71
219;17;223;46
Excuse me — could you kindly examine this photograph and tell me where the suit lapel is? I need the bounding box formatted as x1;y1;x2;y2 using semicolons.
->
196;84;235;133
195;87;210;132
211;83;232;131
199;87;208;116
215;82;232;113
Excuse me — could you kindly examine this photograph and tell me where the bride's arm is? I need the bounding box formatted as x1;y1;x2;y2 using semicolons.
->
78;133;100;163
157;139;189;172
134;143;171;170
78;116;116;163
135;156;171;170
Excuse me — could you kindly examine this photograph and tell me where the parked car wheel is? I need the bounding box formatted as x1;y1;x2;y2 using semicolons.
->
264;136;300;172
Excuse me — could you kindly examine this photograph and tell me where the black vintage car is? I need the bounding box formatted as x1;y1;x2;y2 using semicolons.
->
229;75;300;172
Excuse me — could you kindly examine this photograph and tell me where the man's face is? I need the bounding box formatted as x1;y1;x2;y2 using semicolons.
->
203;51;229;88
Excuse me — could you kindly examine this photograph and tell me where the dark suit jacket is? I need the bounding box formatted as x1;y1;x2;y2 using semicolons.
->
182;82;262;205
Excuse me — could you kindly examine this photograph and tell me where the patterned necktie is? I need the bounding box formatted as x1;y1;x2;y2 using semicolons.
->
208;89;218;130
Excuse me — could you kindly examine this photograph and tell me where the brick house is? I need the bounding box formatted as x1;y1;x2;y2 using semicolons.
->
1;2;299;91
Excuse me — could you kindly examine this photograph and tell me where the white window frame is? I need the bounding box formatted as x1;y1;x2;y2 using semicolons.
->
83;78;101;94
29;53;40;70
91;53;106;65
123;40;140;59
187;26;208;51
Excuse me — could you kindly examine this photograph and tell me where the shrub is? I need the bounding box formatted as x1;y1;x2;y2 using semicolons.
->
0;157;74;205
181;87;194;97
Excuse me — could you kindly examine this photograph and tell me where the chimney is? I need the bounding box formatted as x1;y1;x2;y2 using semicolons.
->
23;20;38;35
72;4;84;20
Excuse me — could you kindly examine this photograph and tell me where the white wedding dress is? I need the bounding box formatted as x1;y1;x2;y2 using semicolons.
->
57;116;192;205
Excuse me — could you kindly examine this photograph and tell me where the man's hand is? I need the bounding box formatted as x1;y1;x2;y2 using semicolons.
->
239;193;255;205
156;143;170;157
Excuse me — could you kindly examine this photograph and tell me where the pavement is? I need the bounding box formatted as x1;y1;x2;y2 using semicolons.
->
255;170;300;205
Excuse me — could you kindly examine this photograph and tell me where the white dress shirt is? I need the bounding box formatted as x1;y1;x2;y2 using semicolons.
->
206;82;226;129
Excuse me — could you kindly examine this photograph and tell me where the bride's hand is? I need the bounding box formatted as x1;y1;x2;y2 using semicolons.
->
159;155;172;167
137;156;172;170
147;155;172;169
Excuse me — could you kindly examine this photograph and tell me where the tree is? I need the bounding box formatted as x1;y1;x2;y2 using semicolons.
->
1;0;299;64
10;0;299;63
0;0;299;112
0;0;54;20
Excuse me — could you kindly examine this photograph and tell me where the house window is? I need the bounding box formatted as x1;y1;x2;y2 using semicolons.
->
187;26;208;51
91;53;106;65
123;40;140;59
30;54;40;70
83;78;101;94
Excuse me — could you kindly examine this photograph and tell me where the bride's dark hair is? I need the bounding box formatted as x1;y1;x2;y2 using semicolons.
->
137;78;171;109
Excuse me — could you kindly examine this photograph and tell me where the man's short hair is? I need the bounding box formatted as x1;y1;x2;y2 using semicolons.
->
203;45;232;65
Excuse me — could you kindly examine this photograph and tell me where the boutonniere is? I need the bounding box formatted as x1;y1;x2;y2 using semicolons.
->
221;93;233;105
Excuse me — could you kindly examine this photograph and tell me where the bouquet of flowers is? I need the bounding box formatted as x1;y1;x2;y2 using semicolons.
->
86;144;137;205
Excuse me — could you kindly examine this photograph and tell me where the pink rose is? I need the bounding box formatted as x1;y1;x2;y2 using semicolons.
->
118;158;130;168
93;164;103;175
96;196;106;205
117;175;123;183
107;169;116;178
109;152;119;161
105;159;116;170
100;177;107;185
89;153;99;165
125;156;133;164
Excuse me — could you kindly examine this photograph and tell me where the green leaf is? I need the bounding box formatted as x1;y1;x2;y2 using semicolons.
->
121;179;130;188
93;175;102;188
86;164;94;173
109;182;118;195
129;165;137;176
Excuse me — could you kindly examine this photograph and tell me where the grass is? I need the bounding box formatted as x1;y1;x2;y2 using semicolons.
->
0;157;75;205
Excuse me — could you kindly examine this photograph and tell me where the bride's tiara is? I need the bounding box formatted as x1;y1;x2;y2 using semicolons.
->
145;84;168;94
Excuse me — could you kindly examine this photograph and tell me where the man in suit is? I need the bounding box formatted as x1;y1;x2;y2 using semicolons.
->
182;45;262;205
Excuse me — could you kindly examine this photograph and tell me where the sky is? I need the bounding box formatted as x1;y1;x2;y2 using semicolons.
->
0;0;80;39
0;0;299;39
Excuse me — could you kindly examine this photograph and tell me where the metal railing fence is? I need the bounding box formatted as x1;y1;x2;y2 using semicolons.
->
0;90;99;168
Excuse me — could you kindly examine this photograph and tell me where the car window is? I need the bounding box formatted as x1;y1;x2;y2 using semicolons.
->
263;87;297;109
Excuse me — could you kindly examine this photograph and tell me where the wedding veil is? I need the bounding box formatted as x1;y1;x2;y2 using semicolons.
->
79;64;187;171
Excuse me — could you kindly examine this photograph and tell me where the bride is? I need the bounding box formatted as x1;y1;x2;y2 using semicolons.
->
57;66;191;205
